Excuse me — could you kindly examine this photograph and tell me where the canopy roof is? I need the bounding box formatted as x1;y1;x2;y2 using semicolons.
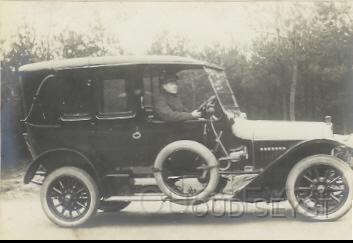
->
19;55;223;73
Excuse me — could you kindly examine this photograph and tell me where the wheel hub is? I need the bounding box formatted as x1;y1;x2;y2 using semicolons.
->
317;185;326;194
312;177;329;194
64;194;73;202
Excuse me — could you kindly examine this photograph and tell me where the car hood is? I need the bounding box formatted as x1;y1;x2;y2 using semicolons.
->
232;119;334;141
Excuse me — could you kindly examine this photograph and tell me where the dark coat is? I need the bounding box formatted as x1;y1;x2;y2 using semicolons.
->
155;91;194;122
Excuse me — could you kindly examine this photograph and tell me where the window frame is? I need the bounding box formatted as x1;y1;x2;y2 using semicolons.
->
59;72;95;122
96;75;136;120
142;67;163;119
23;74;64;126
142;65;213;121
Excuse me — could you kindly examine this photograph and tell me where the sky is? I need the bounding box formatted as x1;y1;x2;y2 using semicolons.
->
0;1;314;55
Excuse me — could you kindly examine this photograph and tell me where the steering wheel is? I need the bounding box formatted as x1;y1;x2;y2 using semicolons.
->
197;95;217;112
197;95;225;121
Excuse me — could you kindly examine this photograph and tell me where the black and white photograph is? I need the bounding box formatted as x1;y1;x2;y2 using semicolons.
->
1;0;353;240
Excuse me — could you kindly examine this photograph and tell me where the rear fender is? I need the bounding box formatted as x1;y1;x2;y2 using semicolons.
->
24;148;100;186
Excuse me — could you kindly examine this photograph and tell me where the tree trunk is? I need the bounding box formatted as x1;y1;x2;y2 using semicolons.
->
289;59;298;121
282;93;288;120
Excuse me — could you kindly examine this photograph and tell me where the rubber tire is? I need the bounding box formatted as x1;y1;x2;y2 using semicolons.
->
41;167;99;227
154;140;220;205
99;201;131;212
286;155;353;221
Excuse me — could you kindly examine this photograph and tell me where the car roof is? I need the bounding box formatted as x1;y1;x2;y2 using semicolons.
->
18;55;223;73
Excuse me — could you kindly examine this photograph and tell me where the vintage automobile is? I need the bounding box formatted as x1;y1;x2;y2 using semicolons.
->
20;55;353;227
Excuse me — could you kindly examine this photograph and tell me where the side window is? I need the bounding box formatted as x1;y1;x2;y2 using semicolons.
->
143;69;161;109
101;79;129;114
61;73;92;120
143;73;153;110
143;68;163;114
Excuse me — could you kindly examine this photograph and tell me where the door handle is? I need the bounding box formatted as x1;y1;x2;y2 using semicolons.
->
132;131;142;140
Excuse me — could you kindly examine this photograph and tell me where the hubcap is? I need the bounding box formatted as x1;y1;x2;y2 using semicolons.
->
65;194;73;202
317;185;326;194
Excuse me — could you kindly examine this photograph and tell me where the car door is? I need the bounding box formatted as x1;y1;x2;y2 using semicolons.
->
49;70;95;157
135;66;208;166
92;66;143;167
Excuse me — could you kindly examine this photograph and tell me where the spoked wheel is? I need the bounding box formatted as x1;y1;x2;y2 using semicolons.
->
154;140;219;205
287;155;353;221
41;167;99;227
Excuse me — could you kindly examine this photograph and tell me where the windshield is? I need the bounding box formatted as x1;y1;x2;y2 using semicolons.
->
150;66;239;113
204;67;239;111
176;68;215;111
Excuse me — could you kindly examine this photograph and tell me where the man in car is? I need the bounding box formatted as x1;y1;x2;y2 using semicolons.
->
155;74;202;122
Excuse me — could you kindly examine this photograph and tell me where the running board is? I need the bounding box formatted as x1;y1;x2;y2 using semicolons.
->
105;176;158;186
105;194;235;202
105;194;168;202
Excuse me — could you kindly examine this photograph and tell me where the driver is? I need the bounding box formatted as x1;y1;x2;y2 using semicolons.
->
155;74;202;122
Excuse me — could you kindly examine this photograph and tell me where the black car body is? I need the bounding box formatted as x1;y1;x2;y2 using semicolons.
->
20;55;353;227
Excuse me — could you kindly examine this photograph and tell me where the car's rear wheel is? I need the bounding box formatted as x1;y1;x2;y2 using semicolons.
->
99;201;131;212
286;155;353;221
41;167;99;227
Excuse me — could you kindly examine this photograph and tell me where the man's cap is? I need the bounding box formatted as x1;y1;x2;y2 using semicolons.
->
162;74;178;84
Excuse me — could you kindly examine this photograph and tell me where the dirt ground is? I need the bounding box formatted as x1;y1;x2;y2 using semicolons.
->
0;165;39;197
0;169;352;240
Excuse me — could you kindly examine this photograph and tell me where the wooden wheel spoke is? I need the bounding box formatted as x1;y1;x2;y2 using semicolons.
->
59;180;66;190
52;187;63;195
330;194;341;204
296;187;312;191
303;175;314;183
327;186;344;192
328;176;341;185
76;187;86;194
76;201;86;208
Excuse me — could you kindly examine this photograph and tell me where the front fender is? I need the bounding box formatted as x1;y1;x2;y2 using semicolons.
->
24;148;99;185
235;139;351;200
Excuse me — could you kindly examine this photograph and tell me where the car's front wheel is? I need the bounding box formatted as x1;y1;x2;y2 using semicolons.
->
41;167;99;227
286;155;353;221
